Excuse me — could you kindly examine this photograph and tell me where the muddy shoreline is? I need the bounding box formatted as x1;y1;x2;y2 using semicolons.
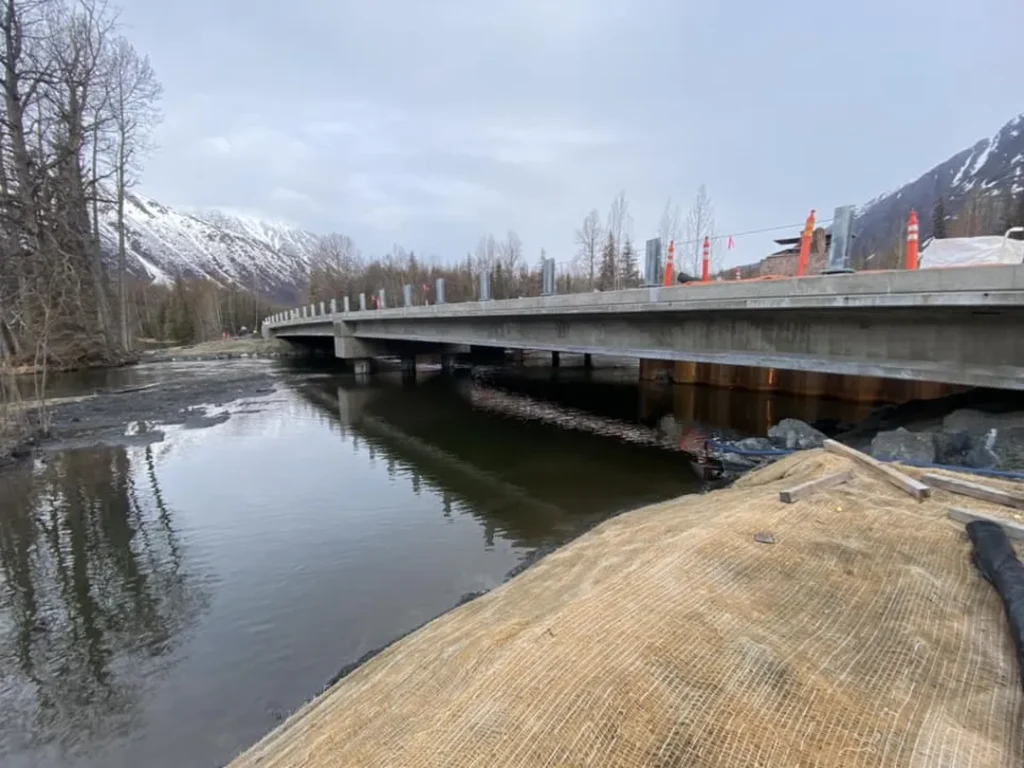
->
2;361;282;470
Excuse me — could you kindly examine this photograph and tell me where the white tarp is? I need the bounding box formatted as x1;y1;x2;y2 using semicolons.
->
920;234;1024;268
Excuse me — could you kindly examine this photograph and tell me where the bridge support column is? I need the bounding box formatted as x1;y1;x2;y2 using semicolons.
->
400;356;416;377
510;349;524;366
441;353;457;373
551;351;560;368
583;353;593;369
353;359;373;376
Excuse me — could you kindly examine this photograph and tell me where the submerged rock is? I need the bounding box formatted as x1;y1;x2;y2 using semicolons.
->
870;428;935;464
768;419;827;450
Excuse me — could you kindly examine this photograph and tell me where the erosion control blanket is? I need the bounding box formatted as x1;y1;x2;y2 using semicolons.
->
231;452;1024;767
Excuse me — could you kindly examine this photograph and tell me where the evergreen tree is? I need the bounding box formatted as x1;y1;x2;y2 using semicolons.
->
932;196;948;239
598;231;617;291
620;236;638;288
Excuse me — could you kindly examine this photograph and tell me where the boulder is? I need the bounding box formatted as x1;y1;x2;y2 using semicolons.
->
964;430;999;469
933;430;972;465
942;409;997;437
768;419;827;450
870;428;936;464
732;437;776;453
992;426;1024;470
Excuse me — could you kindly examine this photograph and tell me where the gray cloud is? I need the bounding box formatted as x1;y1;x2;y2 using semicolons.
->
123;0;1024;265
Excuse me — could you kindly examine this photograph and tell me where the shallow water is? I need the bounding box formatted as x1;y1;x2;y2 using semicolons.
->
0;361;874;767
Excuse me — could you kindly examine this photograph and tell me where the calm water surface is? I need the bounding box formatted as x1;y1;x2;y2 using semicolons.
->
0;361;875;767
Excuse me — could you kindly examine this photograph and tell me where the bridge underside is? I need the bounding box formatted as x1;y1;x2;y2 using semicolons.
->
283;305;1024;390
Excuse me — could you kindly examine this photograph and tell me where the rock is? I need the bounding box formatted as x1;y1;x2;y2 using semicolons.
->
754;532;776;545
733;437;776;453
933;430;972;465
768;419;827;450
964;428;999;469
992;426;1024;470
942;409;997;437
870;428;935;464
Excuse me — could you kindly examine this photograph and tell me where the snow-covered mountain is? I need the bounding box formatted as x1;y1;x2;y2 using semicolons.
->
852;113;1024;261
97;191;321;302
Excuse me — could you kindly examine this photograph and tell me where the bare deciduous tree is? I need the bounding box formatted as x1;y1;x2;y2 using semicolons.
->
107;35;158;348
573;208;602;288
108;35;160;350
683;184;717;277
658;197;682;253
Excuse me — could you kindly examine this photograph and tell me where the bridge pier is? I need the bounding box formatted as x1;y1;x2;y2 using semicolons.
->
583;353;593;369
400;356;416;378
353;359;373;376
551;351;560;368
441;353;457;373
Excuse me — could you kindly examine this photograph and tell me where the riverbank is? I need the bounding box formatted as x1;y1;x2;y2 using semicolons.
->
1;360;281;467
141;337;298;363
230;450;1022;767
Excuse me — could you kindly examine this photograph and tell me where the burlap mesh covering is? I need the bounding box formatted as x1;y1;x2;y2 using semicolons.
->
231;451;1024;767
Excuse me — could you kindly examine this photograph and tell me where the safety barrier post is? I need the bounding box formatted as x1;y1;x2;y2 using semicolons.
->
797;209;816;276
906;210;920;270
663;240;675;286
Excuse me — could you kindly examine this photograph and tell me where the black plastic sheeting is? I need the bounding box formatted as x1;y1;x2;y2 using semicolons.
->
967;520;1024;689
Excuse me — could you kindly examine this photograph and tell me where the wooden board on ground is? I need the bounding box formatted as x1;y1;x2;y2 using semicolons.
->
779;469;854;503
822;439;931;501
922;473;1024;511
948;507;1024;541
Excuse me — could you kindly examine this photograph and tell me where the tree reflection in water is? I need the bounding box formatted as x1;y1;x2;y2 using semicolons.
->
0;445;207;759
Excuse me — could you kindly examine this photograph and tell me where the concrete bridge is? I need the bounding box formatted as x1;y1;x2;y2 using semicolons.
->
263;266;1024;390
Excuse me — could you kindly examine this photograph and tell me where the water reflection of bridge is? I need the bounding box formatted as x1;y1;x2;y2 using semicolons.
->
294;375;698;550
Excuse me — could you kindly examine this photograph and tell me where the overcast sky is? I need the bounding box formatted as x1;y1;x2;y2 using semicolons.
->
118;0;1022;267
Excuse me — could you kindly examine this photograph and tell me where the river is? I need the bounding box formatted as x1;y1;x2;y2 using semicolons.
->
0;359;876;768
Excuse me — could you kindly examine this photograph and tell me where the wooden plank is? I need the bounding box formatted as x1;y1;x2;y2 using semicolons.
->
921;473;1024;511
779;469;854;503
822;439;932;501
948;507;1024;541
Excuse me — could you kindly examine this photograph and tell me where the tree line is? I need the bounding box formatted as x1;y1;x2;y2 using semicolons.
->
304;186;722;307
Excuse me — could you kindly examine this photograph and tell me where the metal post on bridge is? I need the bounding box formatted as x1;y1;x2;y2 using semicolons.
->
644;238;662;287
479;271;492;301
343;296;350;313
403;284;413;307
359;293;367;312
309;304;315;317
330;299;337;314
435;277;446;304
378;288;386;309
320;301;326;315
541;257;556;296
823;205;856;274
